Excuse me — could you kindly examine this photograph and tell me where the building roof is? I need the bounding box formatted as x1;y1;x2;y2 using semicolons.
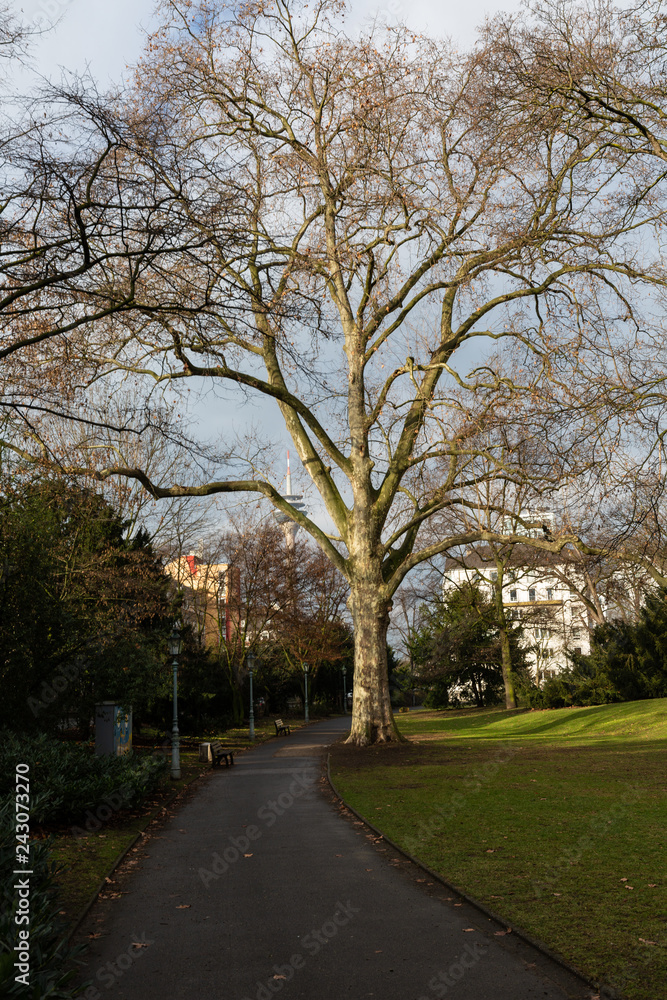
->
443;544;570;572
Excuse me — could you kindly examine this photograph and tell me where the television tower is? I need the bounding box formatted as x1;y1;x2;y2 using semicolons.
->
275;451;307;549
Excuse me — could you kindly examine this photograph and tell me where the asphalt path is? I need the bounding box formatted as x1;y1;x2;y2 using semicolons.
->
74;717;595;1000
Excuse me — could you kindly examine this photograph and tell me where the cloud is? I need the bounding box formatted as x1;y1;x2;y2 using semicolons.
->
12;0;157;84
13;0;518;91
348;0;514;45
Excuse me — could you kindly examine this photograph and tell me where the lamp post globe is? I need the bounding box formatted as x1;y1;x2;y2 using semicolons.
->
169;623;182;780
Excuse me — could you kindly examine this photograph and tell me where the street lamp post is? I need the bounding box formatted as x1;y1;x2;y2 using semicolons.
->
247;651;255;740
303;662;309;723
168;623;182;780
342;665;347;715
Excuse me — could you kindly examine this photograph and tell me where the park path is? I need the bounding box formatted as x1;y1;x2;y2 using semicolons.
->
74;717;594;1000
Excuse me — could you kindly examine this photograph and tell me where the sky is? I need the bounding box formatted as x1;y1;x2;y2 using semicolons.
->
14;0;513;85
9;0;521;531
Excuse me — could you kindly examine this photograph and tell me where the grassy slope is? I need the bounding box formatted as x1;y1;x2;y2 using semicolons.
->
330;701;666;1000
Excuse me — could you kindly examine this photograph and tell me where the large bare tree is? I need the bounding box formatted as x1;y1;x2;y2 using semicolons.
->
2;0;667;743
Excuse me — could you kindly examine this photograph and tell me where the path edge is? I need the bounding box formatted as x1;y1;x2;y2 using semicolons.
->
326;752;626;1000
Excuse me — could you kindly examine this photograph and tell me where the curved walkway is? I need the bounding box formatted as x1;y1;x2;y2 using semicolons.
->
75;717;595;1000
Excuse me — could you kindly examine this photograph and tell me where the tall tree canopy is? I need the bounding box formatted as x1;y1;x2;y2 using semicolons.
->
2;0;667;742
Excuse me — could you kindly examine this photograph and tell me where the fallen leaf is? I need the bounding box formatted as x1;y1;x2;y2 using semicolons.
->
486;849;495;853
494;931;508;937
638;938;657;946
463;928;475;932
553;893;562;896
625;885;634;890
244;853;253;858
454;903;462;907
132;942;149;948
273;975;286;980
620;877;628;882
87;933;101;939
648;883;657;887
365;868;373;871
176;904;191;909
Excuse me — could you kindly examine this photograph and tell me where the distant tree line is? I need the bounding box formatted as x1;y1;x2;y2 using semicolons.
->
409;582;531;708
534;593;667;708
0;475;175;733
0;472;353;736
408;580;667;710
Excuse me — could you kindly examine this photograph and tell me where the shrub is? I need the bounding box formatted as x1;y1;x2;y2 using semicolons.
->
0;800;87;998
0;731;168;828
518;591;667;708
423;680;450;709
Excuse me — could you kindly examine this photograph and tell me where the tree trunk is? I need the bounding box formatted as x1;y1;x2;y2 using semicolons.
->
346;581;402;746
234;690;244;725
499;623;517;709
493;575;517;709
470;672;484;707
226;661;244;725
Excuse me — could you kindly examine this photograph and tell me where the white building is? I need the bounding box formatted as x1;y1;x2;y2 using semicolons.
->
442;546;592;684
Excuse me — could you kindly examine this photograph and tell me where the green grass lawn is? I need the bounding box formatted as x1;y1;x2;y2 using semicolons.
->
330;701;666;1000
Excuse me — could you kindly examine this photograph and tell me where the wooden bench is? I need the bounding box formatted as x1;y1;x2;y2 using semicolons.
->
274;718;291;737
210;741;235;767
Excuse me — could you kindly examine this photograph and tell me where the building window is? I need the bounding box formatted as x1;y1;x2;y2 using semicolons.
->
529;588;536;601
547;588;553;600
509;589;517;602
490;571;498;582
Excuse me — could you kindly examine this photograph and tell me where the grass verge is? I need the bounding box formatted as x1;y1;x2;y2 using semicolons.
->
50;755;207;927
330;701;666;1000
